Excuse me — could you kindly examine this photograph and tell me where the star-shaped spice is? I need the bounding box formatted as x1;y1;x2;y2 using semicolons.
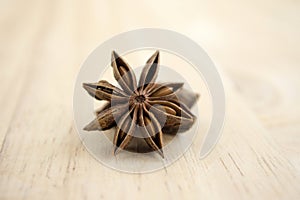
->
83;50;199;158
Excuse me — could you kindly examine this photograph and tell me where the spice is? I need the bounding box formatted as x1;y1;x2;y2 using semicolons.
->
83;51;199;158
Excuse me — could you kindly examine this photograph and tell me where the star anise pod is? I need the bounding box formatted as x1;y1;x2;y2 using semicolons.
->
83;50;199;158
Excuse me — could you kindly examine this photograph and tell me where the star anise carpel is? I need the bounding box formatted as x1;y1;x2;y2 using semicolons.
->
83;50;199;158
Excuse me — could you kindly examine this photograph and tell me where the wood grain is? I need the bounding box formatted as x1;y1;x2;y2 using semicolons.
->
0;0;299;199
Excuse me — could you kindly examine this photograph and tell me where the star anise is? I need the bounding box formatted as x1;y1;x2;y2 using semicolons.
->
83;50;199;158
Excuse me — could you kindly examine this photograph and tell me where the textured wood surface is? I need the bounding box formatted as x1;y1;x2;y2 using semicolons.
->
0;0;299;199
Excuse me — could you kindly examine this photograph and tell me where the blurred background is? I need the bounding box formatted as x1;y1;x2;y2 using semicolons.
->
0;0;299;199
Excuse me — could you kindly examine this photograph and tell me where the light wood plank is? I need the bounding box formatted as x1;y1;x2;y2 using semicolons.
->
0;0;299;199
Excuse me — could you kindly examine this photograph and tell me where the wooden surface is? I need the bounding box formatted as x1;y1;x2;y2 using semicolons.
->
0;0;299;199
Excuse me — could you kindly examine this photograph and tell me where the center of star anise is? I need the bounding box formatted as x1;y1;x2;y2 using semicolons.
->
134;94;146;103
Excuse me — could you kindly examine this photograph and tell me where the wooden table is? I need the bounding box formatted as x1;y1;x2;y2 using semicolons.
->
0;0;299;199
